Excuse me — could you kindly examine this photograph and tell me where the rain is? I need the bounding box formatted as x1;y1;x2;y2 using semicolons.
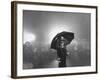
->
23;10;91;69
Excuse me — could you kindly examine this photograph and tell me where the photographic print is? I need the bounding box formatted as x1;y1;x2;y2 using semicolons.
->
11;1;97;78
23;10;90;69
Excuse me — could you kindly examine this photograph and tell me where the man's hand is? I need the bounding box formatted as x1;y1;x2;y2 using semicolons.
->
57;58;61;63
57;57;61;62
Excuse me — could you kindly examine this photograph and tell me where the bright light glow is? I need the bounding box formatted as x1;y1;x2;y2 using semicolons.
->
24;32;36;43
48;25;71;43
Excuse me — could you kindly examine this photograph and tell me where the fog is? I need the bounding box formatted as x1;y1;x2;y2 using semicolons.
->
23;10;91;69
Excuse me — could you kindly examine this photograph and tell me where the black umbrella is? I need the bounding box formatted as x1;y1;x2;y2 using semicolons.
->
50;31;74;50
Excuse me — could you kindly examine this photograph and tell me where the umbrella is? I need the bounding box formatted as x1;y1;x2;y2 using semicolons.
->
50;31;74;50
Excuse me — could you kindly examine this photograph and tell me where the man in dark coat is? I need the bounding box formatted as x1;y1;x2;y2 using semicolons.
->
50;31;74;67
56;36;70;67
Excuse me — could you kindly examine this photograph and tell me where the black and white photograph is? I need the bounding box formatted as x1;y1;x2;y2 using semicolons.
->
23;10;91;69
11;1;97;78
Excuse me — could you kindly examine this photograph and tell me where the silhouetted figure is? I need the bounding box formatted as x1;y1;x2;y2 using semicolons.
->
56;36;69;67
51;31;74;67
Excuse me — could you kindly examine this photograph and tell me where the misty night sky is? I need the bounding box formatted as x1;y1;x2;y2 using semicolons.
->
23;10;91;46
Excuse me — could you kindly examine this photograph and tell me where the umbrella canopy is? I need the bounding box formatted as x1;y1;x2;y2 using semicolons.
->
50;31;74;50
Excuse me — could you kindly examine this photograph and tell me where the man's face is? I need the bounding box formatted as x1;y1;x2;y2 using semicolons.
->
61;37;69;44
60;37;69;48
